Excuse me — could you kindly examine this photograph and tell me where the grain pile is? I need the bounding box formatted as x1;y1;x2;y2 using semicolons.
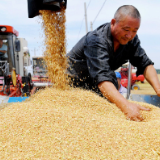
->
39;6;68;89
0;88;160;159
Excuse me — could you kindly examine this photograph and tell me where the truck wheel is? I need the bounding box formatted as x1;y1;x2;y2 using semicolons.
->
132;84;140;90
141;81;144;83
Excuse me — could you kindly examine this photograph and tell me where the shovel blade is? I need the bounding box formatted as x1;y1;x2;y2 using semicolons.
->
130;94;160;108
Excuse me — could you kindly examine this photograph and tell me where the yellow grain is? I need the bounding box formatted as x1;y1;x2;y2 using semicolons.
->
0;88;160;159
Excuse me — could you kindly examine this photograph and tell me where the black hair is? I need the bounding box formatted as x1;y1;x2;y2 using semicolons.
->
114;5;141;22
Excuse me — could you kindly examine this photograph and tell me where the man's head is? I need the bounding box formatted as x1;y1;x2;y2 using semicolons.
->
111;5;141;45
115;72;121;89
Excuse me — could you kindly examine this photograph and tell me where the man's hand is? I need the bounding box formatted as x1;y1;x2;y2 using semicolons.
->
0;50;6;54
122;102;150;122
98;81;150;122
155;88;160;97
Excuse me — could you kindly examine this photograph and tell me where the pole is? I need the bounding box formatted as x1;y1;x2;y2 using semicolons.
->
90;22;93;31
84;2;88;34
34;48;36;56
127;61;132;99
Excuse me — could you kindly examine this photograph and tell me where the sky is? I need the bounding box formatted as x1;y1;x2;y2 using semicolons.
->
0;0;160;68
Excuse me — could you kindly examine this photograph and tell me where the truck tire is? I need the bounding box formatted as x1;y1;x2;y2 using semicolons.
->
132;84;140;90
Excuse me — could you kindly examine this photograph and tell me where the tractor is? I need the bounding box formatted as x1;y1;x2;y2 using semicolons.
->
0;25;33;100
119;62;145;90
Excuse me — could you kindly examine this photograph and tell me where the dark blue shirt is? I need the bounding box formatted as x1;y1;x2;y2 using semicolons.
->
66;23;154;89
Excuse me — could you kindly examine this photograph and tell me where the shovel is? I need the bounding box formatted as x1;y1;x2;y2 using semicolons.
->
126;61;160;107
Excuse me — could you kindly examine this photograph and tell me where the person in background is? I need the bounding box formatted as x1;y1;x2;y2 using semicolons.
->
0;39;8;60
115;72;127;98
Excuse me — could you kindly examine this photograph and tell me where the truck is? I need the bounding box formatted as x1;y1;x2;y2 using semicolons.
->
0;25;33;98
24;56;52;95
24;56;47;77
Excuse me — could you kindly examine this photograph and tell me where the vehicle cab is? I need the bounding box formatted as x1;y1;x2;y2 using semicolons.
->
0;25;30;78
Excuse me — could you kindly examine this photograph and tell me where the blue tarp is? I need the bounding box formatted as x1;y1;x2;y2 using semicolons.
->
8;97;29;103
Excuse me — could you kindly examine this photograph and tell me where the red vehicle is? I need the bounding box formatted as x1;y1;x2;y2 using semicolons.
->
120;67;145;90
0;25;33;97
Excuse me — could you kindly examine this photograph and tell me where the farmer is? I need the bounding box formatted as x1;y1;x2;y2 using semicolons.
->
66;5;160;121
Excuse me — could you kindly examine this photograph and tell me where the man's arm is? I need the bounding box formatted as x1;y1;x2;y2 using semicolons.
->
98;81;150;121
0;44;7;55
83;33;150;121
144;65;160;96
0;50;6;54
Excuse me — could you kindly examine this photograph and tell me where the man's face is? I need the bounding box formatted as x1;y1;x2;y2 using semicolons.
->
111;16;140;45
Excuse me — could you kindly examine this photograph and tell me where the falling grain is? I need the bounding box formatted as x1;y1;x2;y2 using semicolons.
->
39;6;69;89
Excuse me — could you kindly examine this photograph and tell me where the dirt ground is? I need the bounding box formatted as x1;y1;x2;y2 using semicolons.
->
131;74;160;95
